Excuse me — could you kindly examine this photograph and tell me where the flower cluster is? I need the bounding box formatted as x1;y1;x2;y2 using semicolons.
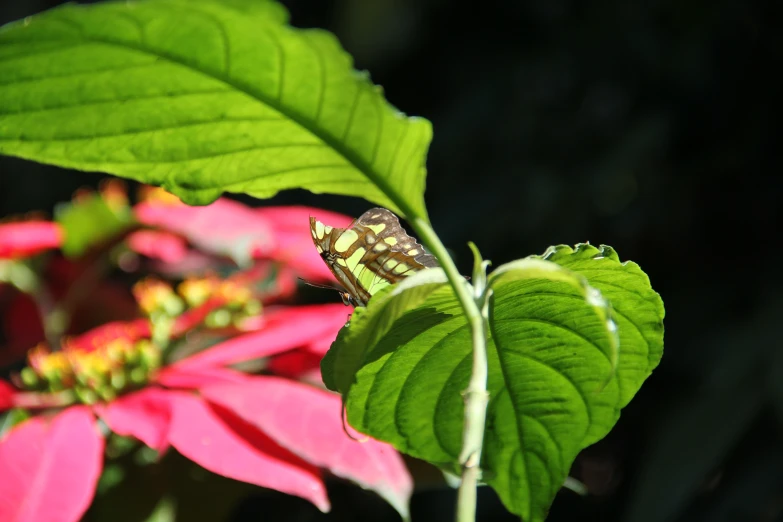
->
0;184;410;522
20;338;160;403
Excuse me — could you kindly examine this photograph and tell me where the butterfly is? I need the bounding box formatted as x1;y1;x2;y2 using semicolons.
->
309;208;439;307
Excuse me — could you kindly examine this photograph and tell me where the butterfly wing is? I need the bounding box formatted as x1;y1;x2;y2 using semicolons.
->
353;208;438;270
310;208;438;307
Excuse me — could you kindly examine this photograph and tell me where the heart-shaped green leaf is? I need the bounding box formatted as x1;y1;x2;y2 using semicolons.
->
322;245;664;521
0;0;431;219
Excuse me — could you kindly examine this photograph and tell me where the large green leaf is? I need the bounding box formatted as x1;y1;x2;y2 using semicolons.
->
322;245;664;521
0;0;431;219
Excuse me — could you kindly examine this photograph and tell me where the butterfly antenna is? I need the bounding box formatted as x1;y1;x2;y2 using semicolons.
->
297;277;338;291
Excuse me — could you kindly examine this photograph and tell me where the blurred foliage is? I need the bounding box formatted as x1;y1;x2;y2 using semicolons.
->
1;0;780;521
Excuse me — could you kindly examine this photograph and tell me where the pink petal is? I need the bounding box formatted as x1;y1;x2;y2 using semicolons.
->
135;198;276;264
126;230;188;263
256;206;353;282
155;366;251;390
166;392;329;511
95;388;172;453
174;304;349;370
201;377;412;518
0;221;64;259
0;406;103;522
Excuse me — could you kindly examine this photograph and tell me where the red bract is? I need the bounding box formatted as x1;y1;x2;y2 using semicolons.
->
126;229;188;263
134;194;276;265
0;380;14;409
131;190;353;284
0;304;412;522
0;407;103;522
0;291;45;368
173;305;351;370
255;206;354;282
0;221;63;259
200;376;413;517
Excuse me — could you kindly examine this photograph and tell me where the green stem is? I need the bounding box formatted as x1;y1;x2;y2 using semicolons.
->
412;219;490;522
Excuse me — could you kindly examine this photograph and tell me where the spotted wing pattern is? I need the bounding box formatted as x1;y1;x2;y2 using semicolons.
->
310;208;438;307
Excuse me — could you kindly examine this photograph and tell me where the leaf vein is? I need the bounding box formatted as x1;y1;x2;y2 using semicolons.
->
567;270;658;303
395;319;471;455
302;31;327;125
492;316;615;369
181;3;232;75
263;28;285;103
340;85;362;142
432;349;472;459
490;318;592;457
2;142;329;166
45;12;85;35
109;9;146;42
605;306;654;371
368;88;384;168
387;121;410;179
0;42;87;66
0;61;161;88
0;88;231;116
220;163;352;184
2;117;284;142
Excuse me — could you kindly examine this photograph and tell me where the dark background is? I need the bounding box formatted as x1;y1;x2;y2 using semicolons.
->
1;0;782;521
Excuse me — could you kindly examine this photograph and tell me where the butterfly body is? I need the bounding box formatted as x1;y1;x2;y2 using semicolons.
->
310;208;438;307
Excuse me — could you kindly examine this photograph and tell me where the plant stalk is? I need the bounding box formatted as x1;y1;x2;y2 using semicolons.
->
412;219;490;522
